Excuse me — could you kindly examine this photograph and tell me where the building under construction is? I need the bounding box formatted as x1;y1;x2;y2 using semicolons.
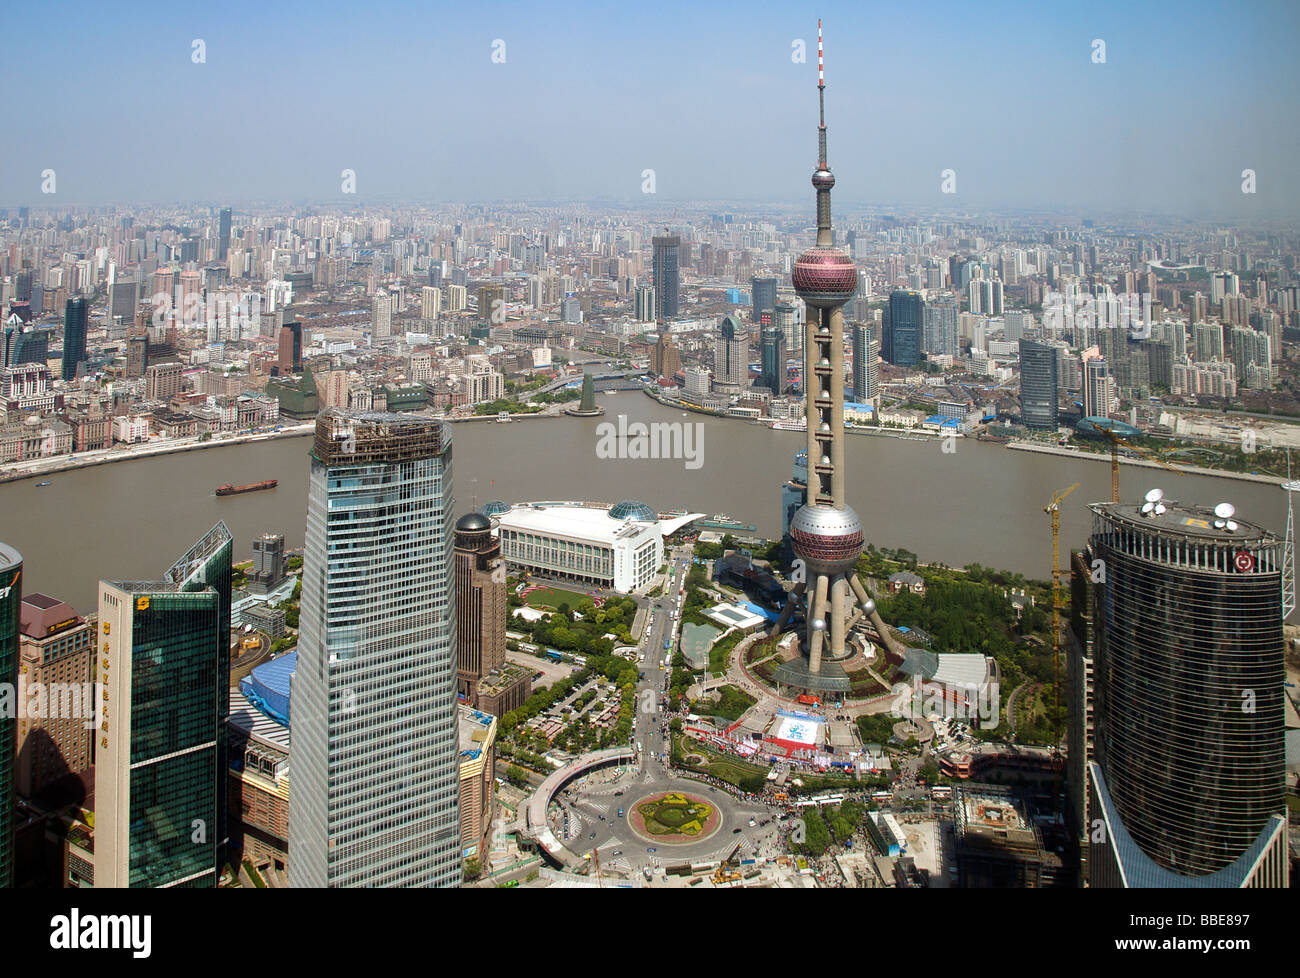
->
952;783;1063;888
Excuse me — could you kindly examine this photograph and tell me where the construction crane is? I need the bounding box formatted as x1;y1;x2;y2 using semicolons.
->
589;847;604;888
1099;426;1184;503
1044;483;1078;753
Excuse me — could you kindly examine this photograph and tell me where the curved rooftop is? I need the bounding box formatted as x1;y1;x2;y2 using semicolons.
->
608;500;656;522
456;512;491;532
482;500;512;518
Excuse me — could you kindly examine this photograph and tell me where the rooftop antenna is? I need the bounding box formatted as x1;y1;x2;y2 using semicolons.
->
1282;448;1298;619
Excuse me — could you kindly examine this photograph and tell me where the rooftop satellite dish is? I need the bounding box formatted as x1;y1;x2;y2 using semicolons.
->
1145;488;1164;504
1154;503;1167;515
1141;501;1155;514
1214;502;1235;520
1214;519;1226;529
1226;520;1239;531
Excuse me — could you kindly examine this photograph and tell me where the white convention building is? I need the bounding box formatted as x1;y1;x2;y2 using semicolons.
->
487;499;701;594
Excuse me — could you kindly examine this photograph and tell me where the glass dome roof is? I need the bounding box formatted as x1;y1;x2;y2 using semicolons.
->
608;500;656;522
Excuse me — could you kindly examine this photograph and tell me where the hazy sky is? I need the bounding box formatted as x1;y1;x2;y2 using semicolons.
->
4;0;1298;219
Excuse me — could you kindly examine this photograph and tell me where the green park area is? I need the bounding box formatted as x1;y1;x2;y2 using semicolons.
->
523;585;592;610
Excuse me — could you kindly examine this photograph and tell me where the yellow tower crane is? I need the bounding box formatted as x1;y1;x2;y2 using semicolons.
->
1100;427;1184;503
1044;483;1078;753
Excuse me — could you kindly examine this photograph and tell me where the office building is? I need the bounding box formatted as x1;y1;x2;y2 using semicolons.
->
290;411;462;888
95;522;233;887
1082;356;1112;418
16;593;95;799
62;296;88;380
372;293;392;339
653;331;681;381
249;533;287;594
635;284;655;322
652;235;680;320
760;323;784;393
1082;498;1289;887
883;290;923;367
850;321;879;404
923;295;959;357
278;321;303;374
774;300;800;357
218;207;232;260
454;513;507;698
0;545;21;889
713;314;749;394
752;276;777;325
1019;340;1059;430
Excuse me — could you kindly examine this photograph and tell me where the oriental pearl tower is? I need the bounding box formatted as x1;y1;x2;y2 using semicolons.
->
772;21;901;691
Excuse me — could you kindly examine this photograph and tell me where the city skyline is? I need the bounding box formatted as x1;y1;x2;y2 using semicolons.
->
2;0;1299;219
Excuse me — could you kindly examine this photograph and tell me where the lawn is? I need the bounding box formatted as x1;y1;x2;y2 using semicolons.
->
522;585;592;610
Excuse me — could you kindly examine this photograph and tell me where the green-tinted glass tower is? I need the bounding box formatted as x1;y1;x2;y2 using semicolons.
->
95;523;233;887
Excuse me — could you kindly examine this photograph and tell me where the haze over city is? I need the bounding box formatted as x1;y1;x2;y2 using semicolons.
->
3;0;1298;218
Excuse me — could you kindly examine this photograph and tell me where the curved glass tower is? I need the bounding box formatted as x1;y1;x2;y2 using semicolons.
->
1086;499;1288;886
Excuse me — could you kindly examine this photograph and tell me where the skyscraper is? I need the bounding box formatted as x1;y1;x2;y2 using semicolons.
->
290;411;461;888
635;284;655;322
96;522;233;887
850;321;878;404
923;294;959;357
1019;340;1059;430
1083;356;1112;418
713;314;749;394
0;545;21;889
652;235;680;320
760;323;785;393
654;330;681;380
454;513;507;698
1081;497;1289;887
218;207;232;260
372;293;392;339
884;290;924;367
62;296;88;380
751;275;777;325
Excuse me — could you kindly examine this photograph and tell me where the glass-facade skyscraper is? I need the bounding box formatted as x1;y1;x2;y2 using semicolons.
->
850;321;878;403
62;296;88;380
1082;500;1289;887
95;522;233;887
751;276;777;325
1019;340;1059;430
760;323;784;393
883;289;924;367
218;207;232;260
0;544;21;889
290;410;462;888
651;235;680;320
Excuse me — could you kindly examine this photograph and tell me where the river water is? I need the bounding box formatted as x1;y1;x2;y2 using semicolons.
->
2;392;1289;613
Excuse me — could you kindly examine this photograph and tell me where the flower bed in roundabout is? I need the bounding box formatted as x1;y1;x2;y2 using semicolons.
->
628;791;722;844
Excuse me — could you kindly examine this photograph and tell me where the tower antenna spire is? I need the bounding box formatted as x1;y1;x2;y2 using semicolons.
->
817;19;827;165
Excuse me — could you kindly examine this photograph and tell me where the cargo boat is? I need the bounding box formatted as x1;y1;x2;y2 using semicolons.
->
215;480;278;497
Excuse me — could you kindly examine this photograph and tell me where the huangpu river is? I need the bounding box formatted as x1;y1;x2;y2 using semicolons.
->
1;392;1290;614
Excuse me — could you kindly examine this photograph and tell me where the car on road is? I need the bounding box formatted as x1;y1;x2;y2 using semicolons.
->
590;832;597;839
647;847;657;853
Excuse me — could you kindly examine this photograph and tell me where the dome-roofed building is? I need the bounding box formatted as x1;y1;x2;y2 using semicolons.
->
608;500;657;522
455;512;492;533
482;500;511;519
